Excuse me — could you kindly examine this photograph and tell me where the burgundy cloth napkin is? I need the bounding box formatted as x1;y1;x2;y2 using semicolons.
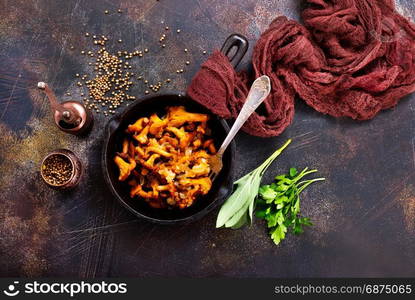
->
188;0;415;137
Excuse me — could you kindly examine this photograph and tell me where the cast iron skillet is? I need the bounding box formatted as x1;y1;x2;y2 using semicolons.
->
102;34;249;225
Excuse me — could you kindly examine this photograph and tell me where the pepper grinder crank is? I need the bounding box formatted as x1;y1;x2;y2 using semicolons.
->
37;82;93;135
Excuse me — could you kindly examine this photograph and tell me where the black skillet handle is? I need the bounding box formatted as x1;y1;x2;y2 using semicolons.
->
220;34;249;68
106;114;122;136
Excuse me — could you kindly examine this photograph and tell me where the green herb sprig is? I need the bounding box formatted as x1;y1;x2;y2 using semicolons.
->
256;167;325;245
216;139;292;229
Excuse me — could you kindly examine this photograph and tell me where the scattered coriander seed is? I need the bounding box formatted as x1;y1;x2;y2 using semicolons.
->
85;32;90;37
70;46;74;50
75;73;80;77
203;50;207;54
73;26;168;117
185;61;190;65
66;92;71;96
176;70;180;73
166;78;171;83
177;29;181;33
165;26;169;30
180;69;184;73
162;44;166;48
184;48;188;53
104;10;109;14
93;35;97;39
118;39;122;43
118;9;122;13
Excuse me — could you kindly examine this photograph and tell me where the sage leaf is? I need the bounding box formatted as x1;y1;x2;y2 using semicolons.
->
216;139;292;229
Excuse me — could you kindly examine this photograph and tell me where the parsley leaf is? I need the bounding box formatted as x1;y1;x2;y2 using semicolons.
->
258;185;277;203
289;167;298;177
256;167;325;245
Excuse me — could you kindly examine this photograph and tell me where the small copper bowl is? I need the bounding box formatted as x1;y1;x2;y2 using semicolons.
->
40;149;83;189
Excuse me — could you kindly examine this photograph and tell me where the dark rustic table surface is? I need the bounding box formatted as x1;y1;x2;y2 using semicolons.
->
0;0;414;278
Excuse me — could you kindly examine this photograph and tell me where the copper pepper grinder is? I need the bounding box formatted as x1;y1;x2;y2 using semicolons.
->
37;82;93;135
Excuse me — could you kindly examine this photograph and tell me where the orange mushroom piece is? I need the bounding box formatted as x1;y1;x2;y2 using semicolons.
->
148;113;168;136
127;117;149;133
165;126;194;149
130;183;154;199
168;106;209;127
179;177;212;194
203;139;217;154
114;155;136;181
134;125;150;144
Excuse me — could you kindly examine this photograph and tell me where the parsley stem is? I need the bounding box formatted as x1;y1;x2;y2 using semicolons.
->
297;178;326;194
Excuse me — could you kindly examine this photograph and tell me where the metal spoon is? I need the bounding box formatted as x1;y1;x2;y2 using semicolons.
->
208;75;271;181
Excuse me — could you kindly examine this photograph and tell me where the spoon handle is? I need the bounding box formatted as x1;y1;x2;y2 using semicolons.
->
217;75;271;157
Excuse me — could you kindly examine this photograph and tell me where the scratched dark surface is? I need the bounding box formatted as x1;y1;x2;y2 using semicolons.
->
0;0;414;278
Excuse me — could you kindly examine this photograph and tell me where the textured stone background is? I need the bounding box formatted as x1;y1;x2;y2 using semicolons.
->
0;0;414;277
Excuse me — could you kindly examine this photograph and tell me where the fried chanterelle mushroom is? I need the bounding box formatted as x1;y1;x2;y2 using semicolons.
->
113;106;216;209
